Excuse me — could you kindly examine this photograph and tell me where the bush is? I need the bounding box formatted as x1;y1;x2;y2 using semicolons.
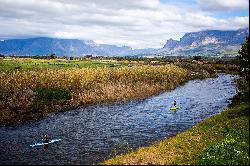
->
236;78;249;92
36;88;71;101
238;37;249;79
30;101;43;114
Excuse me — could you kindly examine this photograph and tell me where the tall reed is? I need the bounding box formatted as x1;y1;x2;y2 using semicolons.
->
0;64;189;124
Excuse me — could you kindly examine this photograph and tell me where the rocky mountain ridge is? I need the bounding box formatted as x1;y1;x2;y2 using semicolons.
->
0;28;248;57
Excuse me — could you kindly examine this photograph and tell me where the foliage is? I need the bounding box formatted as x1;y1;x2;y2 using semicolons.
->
238;37;249;79
193;55;202;61
36;88;71;101
30;101;43;114
0;58;119;72
49;53;57;59
0;64;189;125
197;130;249;165
235;77;249;92
0;95;4;101
230;79;249;108
0;57;241;126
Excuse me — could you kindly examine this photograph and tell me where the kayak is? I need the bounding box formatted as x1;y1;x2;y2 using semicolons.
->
30;138;62;148
170;106;180;110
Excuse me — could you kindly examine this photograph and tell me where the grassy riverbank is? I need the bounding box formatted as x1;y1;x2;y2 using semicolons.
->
0;62;190;125
102;77;249;165
0;57;239;126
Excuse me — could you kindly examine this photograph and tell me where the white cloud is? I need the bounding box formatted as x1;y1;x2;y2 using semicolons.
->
197;0;249;11
0;0;248;48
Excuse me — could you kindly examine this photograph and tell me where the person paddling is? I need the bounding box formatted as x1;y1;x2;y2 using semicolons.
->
43;135;49;143
173;100;177;107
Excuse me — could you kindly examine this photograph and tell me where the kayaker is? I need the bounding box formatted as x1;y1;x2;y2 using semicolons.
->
43;135;49;143
173;100;177;107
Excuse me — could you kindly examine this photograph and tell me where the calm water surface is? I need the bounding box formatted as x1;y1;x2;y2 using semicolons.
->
0;74;239;165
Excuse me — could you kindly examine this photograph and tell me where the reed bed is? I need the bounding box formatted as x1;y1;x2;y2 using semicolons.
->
0;64;189;125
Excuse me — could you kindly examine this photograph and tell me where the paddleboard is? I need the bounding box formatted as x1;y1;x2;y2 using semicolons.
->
30;138;62;148
170;106;180;110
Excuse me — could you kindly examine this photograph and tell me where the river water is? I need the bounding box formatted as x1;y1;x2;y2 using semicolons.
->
0;74;239;165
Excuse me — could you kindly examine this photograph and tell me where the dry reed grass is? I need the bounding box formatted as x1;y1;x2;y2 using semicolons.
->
0;64;188;125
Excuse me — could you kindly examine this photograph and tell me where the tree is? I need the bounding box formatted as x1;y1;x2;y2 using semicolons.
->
238;37;249;80
49;53;56;59
193;55;202;61
85;54;93;59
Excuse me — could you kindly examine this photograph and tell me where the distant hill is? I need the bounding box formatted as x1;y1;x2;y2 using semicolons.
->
156;28;249;57
0;37;134;56
0;28;248;57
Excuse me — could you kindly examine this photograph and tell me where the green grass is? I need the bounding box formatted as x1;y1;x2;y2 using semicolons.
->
101;78;249;165
0;58;123;72
197;128;249;165
36;88;71;101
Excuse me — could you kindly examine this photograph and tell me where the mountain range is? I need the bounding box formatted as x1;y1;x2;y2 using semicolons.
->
0;28;248;57
156;28;249;57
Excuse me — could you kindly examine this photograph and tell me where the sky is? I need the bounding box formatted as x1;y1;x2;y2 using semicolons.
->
0;0;249;49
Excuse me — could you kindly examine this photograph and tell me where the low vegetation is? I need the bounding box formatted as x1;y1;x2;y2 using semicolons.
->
101;77;249;165
0;64;190;125
0;58;121;72
36;88;71;101
0;56;240;126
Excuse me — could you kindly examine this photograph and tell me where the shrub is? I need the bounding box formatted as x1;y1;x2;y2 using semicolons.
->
238;37;249;80
30;101;43;114
36;88;71;101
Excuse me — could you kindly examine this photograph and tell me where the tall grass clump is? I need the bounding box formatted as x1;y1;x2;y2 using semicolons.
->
0;64;189;125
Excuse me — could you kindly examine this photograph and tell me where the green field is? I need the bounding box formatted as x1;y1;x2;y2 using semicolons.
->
0;58;122;72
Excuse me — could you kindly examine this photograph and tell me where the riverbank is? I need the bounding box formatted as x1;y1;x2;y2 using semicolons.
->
0;72;240;165
0;64;190;126
0;57;239;126
101;77;249;165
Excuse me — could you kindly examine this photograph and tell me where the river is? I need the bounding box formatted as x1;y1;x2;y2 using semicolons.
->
0;74;239;165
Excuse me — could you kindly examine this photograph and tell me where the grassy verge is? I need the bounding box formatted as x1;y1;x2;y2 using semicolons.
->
101;78;249;165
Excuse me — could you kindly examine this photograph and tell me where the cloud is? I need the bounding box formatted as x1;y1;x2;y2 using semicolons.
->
0;0;249;48
197;0;249;11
